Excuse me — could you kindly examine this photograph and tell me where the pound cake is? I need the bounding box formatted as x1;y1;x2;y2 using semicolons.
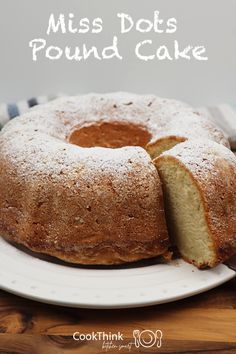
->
155;140;236;268
0;92;235;267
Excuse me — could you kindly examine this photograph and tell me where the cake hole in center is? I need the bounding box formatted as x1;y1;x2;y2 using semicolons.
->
68;122;151;148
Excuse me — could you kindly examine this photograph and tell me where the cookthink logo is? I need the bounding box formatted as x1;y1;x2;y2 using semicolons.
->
73;329;163;351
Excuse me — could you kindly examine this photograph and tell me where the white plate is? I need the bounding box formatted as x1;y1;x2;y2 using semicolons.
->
0;237;235;309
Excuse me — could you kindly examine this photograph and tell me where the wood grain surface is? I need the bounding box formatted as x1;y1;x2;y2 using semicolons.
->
0;276;236;353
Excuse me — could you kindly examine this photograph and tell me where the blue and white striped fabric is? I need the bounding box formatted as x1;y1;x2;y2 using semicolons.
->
0;95;236;150
0;95;59;129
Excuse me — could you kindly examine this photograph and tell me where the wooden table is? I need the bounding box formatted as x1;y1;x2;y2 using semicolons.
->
0;275;236;353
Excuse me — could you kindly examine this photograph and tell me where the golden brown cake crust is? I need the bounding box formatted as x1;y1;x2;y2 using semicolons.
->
0;93;230;265
0;141;169;264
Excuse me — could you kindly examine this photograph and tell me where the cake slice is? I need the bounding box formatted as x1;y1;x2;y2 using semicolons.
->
154;140;236;268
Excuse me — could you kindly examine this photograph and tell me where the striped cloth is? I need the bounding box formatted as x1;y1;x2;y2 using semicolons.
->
0;95;59;129
0;96;236;150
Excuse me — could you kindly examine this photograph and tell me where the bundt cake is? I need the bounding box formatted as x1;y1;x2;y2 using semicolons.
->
0;92;234;267
0;140;169;265
155;140;236;268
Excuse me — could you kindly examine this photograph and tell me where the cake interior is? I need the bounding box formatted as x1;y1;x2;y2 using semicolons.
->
147;138;183;159
155;157;216;268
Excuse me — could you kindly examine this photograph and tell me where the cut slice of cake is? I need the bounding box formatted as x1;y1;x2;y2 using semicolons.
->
154;139;236;268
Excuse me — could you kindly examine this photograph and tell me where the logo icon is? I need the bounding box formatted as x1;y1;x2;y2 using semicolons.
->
133;329;162;348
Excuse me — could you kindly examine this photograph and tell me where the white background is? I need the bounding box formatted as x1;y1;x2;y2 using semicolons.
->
0;0;235;106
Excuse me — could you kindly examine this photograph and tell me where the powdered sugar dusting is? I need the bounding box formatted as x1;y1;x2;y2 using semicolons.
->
161;138;236;170
0;92;230;183
0;129;156;187
1;92;229;149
